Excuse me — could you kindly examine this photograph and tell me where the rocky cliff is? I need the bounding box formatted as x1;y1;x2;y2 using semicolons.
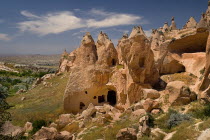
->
57;1;210;115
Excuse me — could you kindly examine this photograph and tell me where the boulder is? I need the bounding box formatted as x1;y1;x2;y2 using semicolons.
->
138;115;151;137
116;128;137;140
81;103;97;119
143;89;160;99
151;109;161;115
0;121;24;137
130;109;146;120
197;128;210;140
33;127;57;140
55;131;73;140
49;122;58;128
24;122;33;132
62;121;79;134
166;81;197;105
57;114;73;129
142;99;160;112
134;102;144;111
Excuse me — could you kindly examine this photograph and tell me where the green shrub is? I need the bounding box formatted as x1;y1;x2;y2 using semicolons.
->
30;120;47;134
147;113;155;127
155;109;191;131
167;111;191;129
11;84;28;93
189;103;210;120
200;67;205;75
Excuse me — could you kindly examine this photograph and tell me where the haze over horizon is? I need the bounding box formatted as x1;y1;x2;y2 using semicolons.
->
0;0;208;55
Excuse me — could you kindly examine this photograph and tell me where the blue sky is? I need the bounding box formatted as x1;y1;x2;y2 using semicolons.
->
0;0;208;55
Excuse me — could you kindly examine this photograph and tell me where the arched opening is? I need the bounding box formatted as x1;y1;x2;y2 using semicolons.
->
98;95;105;103
107;90;117;106
112;59;116;66
139;57;145;68
80;102;85;110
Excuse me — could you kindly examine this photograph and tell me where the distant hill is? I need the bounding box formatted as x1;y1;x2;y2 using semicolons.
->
0;54;60;66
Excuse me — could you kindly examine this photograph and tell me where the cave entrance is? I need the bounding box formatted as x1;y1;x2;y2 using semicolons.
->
107;90;117;106
80;102;85;110
98;95;105;103
112;59;116;66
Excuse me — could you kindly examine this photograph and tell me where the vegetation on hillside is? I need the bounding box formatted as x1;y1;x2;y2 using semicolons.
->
7;73;69;126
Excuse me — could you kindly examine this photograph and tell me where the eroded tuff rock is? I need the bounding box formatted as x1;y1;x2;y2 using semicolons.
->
58;1;210;114
200;33;210;91
96;31;118;67
118;26;159;85
166;81;197;106
183;17;197;29
62;26;160;113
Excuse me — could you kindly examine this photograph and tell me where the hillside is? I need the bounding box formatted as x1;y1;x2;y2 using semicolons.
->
6;73;69;126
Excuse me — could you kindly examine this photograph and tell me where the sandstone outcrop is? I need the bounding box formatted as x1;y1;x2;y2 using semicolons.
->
166;81;197;106
33;127;58;140
58;1;210;115
138;115;151;137
200;33;210;91
116;128;137;140
96;31;118;67
63;26;159;113
183;17;197;29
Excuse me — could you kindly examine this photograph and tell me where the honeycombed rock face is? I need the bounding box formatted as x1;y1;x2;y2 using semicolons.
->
73;32;98;66
200;33;210;91
59;1;210;114
62;27;160;113
96;31;118;67
118;26;159;85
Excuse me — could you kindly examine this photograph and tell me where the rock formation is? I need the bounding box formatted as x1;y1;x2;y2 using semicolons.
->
61;26;160;113
96;31;118;67
57;1;210;115
170;17;177;30
183;17;197;29
199;32;210;102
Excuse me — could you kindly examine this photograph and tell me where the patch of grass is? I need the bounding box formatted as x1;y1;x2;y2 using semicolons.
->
79;126;105;140
170;122;200;140
198;118;210;131
103;119;138;140
116;64;124;69
139;136;152;140
80;114;140;140
6;73;69;126
188;102;210;120
161;72;196;85
200;67;205;75
155;109;191;132
152;132;165;140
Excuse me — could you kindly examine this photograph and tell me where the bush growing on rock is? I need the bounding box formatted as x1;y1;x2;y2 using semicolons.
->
167;110;191;129
30;120;47;135
189;103;210;120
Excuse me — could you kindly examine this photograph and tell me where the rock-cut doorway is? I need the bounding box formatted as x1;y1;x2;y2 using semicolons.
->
107;90;116;106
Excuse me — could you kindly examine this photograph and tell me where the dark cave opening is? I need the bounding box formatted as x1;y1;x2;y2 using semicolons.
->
107;90;117;106
112;59;116;66
80;102;85;110
98;95;105;103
